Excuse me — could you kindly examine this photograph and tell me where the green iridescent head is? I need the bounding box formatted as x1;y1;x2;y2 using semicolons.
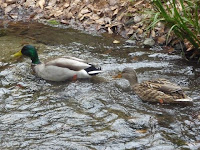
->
13;45;41;64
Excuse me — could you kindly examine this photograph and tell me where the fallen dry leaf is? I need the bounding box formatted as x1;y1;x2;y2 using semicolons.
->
163;46;175;54
54;10;63;17
108;27;113;34
110;5;118;11
6;0;16;4
4;4;15;14
103;49;112;54
126;29;134;35
60;19;69;24
136;129;147;133
186;45;193;51
96;18;105;25
24;0;36;7
64;2;70;8
91;14;100;20
1;3;7;8
113;8;119;16
109;0;119;6
157;36;166;45
132;56;139;61
48;0;56;7
134;0;144;7
113;40;120;44
151;30;156;38
159;99;164;104
137;28;143;34
80;8;90;15
37;0;45;9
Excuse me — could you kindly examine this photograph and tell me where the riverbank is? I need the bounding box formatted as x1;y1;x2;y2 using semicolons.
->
0;1;168;44
0;0;191;55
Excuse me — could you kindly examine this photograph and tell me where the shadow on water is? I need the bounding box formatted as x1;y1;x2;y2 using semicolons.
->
0;21;200;150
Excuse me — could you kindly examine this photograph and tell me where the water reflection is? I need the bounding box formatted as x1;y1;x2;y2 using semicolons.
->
0;22;200;150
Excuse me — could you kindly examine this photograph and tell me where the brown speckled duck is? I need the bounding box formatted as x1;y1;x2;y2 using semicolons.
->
121;67;193;104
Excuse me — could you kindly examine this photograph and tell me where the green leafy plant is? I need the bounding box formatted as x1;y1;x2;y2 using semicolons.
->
148;0;200;60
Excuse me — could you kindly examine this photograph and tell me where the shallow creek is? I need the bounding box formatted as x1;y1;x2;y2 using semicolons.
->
0;21;200;150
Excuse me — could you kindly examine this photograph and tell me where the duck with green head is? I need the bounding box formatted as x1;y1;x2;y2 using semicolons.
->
13;45;102;81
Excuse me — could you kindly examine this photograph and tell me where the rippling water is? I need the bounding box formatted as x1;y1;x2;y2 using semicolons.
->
0;22;200;150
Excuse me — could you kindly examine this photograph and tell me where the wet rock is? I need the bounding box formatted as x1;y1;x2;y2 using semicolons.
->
143;38;155;47
174;42;186;51
125;40;136;46
125;18;135;26
128;114;153;129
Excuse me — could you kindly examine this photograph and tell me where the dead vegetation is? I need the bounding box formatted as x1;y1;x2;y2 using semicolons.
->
1;0;196;58
0;0;155;38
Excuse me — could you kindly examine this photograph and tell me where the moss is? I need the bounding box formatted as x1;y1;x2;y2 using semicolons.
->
0;28;7;37
47;20;60;25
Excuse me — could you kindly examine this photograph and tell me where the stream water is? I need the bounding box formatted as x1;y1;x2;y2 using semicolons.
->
0;21;200;150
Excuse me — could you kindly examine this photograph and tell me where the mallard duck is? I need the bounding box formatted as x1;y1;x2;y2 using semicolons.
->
12;45;102;81
121;67;193;104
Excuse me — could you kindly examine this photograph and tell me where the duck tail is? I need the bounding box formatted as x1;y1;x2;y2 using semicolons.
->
174;98;193;102
84;64;102;76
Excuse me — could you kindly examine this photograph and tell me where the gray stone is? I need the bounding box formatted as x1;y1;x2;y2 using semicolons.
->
143;38;155;47
109;0;119;6
125;40;136;46
134;15;142;23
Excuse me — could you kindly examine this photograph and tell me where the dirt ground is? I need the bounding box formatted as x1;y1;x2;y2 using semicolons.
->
0;0;184;51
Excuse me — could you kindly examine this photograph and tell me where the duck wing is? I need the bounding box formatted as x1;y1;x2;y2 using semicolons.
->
45;57;91;71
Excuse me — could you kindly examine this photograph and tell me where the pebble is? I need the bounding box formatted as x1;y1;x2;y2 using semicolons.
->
109;0;119;6
134;15;142;23
143;38;155;47
125;40;136;46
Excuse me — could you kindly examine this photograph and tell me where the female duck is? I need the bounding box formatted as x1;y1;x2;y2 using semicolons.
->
121;67;192;104
13;45;102;81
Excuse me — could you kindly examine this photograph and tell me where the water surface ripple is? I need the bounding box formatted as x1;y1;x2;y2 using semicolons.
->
0;22;200;150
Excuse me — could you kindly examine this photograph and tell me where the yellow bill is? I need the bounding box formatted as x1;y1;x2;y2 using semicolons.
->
11;50;22;58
